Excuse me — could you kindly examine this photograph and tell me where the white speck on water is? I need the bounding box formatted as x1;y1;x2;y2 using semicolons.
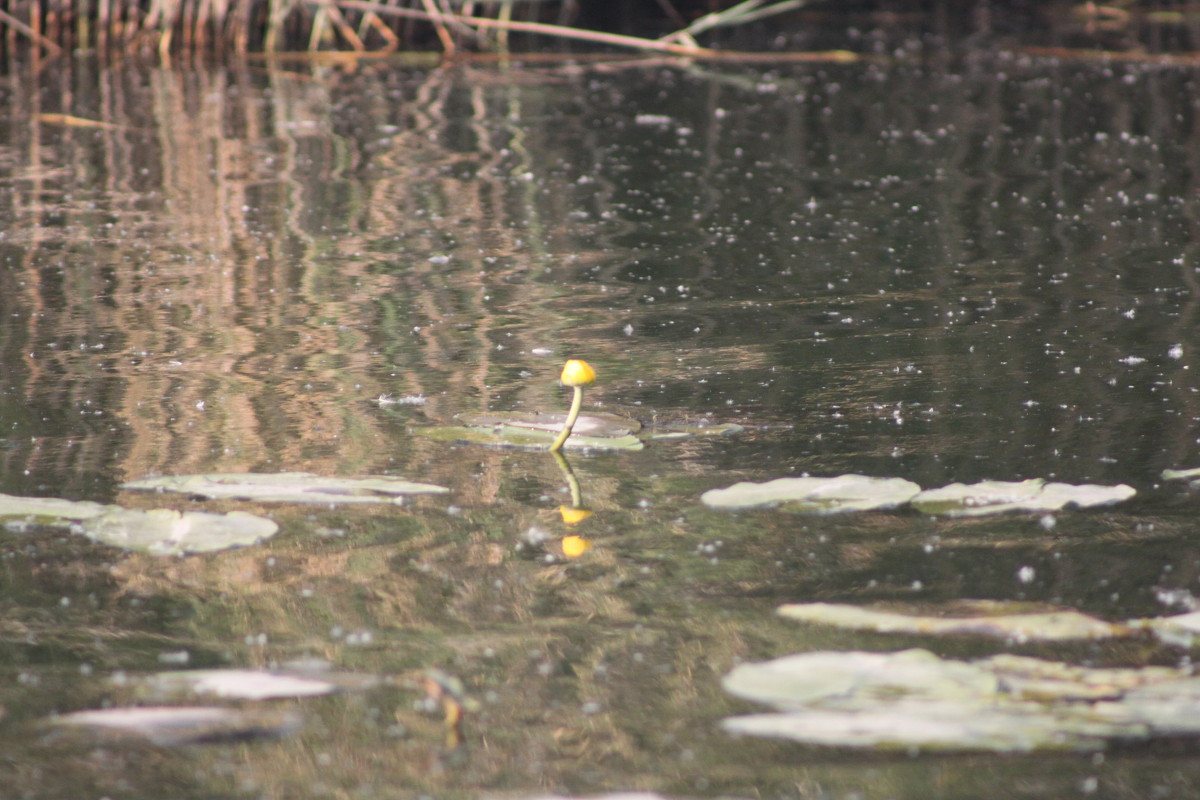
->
377;394;426;407
1017;565;1036;584
1169;344;1184;359
1119;356;1146;365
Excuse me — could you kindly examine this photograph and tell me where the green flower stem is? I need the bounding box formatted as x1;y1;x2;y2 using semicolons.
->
548;385;584;452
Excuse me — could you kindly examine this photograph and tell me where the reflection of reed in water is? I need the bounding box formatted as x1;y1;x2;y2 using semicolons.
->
0;63;633;494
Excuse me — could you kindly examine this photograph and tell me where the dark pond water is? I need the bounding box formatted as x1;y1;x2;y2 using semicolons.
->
3;48;1200;799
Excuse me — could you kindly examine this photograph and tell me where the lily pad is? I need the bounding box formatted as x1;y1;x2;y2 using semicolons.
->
722;649;1197;753
121;472;449;504
52;705;302;746
139;669;377;701
777;602;1127;642
910;479;1135;516
461;411;642;437
701;475;921;513
416;412;645;451
644;421;745;440
1163;467;1200;481
80;508;278;555
0;493;118;524
414;412;744;451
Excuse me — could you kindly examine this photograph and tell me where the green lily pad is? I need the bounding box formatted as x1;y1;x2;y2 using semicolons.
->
139;669;377;701
722;648;1197;752
121;472;449;504
1163;467;1200;481
701;475;921;513
0;493;118;524
461;411;642;437
644;421;745;440
80;508;278;555
777;602;1127;642
910;479;1135;516
414;412;744;451
52;705;302;746
1141;611;1200;647
415;412;645;451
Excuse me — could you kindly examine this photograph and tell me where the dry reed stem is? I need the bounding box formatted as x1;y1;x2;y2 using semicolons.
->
0;6;63;55
327;0;720;55
0;0;833;58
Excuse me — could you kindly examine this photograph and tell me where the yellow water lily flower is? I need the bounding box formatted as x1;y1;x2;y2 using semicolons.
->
549;359;596;452
560;359;596;387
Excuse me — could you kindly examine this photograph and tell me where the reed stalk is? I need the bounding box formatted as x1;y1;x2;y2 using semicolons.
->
0;0;818;58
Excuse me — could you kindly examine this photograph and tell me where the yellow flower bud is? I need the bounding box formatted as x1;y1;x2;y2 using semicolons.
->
559;359;596;387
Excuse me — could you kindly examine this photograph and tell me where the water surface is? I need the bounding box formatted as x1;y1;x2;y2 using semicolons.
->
2;52;1200;798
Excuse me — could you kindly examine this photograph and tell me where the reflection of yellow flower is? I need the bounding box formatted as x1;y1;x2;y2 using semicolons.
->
560;359;596;387
561;535;592;558
559;505;593;525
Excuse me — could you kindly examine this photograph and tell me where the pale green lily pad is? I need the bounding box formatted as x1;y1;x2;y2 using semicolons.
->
778;602;1127;642
122;472;449;504
416;411;645;451
139;669;377;701
722;649;1196;753
644;421;745;440
701;475;921;513
461;411;642;437
724;649;998;710
724;699;1130;752
80;508;278;555
52;705;302;746
910;479;1135;516
414;412;742;451
1163;467;1200;481
0;493;118;523
1142;611;1200;647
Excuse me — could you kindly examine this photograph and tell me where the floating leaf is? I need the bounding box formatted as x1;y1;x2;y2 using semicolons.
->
1163;467;1200;481
701;475;921;513
416;412;645;451
723;699;1125;753
122;472;449;504
1142;611;1200;647
910;479;1135;516
52;705;302;746
140;669;377;701
80;508;278;555
725;649;997;711
644;421;745;440
461;411;641;437
777;602;1127;642
722;649;1194;753
0;493;118;524
415;412;742;451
